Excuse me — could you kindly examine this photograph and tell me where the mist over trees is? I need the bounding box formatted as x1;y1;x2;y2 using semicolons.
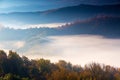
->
0;50;120;80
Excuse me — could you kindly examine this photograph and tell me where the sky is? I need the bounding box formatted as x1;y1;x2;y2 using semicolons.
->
0;0;120;13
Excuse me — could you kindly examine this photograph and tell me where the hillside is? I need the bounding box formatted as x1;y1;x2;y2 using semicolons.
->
0;15;120;41
0;4;120;25
59;15;120;38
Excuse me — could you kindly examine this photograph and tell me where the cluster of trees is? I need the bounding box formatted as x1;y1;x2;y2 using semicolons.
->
0;50;120;80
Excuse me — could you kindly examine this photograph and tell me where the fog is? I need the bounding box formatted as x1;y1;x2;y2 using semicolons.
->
0;35;120;67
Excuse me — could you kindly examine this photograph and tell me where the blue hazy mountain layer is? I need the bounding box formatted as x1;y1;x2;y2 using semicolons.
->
0;4;120;25
0;16;120;41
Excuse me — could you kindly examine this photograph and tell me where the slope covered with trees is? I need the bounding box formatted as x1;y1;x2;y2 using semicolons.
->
0;15;120;41
0;50;120;80
59;15;120;38
0;4;120;24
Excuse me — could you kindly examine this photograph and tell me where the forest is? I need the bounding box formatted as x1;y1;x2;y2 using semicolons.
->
0;50;120;80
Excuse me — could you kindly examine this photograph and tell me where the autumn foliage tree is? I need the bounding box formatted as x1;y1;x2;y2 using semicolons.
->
0;50;120;80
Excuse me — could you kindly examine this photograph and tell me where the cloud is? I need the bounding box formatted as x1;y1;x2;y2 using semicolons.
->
20;35;120;67
24;23;66;28
45;35;120;66
0;23;4;30
13;41;25;49
1;35;120;67
2;23;66;29
0;41;25;51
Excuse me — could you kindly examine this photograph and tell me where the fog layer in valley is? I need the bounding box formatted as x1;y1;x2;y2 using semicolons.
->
0;35;120;67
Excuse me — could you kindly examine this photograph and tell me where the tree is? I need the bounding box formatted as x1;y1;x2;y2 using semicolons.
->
0;50;120;80
7;50;24;76
0;50;8;75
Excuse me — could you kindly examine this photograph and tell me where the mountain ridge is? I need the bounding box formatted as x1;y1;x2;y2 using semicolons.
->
0;4;120;25
0;3;120;14
0;15;120;41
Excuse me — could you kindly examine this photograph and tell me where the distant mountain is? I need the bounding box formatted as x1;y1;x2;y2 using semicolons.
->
0;15;120;41
59;15;120;38
0;4;120;25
